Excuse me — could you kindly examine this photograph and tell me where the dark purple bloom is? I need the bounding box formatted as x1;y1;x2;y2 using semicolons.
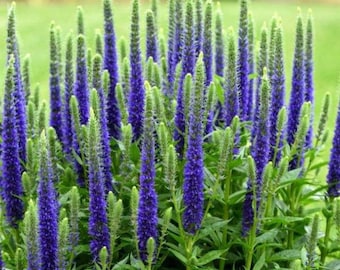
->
49;24;63;142
183;54;204;234
146;10;159;63
242;71;270;235
88;114;110;260
92;54;114;193
7;5;26;166
38;134;58;270
103;0;121;140
224;29;239;127
62;33;74;159
287;14;304;169
246;13;254;121
304;12;314;148
327;97;340;197
174;0;195;158
128;0;145;141
194;0;203;58
269;25;285;164
1;56;24;227
237;0;249;121
137;87;158;261
74;34;89;125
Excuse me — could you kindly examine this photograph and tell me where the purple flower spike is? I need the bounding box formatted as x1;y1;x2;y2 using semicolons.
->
304;11;314;149
215;6;224;77
166;0;176;97
1;56;24;228
252;24;268;144
287;13;304;169
174;0;195;158
93;54;114;193
7;5;26;166
128;0;145;141
242;69;270;236
237;0;249;121
146;10;159;63
224;28;239;127
194;0;203;58
203;0;213;87
74;34;89;125
246;12;254;121
38;133;58;270
103;0;121;140
49;23;63;142
327;97;340;197
183;54;205;234
269;24;285;164
88;113;110;260
137;84;158;261
62;33;74;160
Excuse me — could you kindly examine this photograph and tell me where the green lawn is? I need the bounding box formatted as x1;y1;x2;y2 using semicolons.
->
0;1;339;169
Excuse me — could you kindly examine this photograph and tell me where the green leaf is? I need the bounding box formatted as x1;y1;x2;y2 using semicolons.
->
214;75;225;105
270;249;301;262
325;260;340;270
255;229;278;246
253;252;266;270
169;248;187;264
197;249;227;266
264;216;306;225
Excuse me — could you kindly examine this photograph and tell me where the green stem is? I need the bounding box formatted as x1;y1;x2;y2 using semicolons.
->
320;198;334;265
170;180;193;269
219;170;231;270
245;223;257;270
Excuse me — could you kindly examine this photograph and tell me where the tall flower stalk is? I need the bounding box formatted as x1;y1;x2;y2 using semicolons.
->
304;11;314;148
174;0;195;158
203;0;213;86
183;53;205;234
88;111;110;260
1;56;24;227
224;28;239;127
49;23;63;142
237;0;249;120
92;54;114;193
62;33;74;159
242;69;270;236
7;4;27;165
146;10;159;63
252;24;268;142
38;132;58;269
103;0;121;140
287;11;305;169
74;34;89;125
269;23;286;164
246;12;254;121
327;95;340;197
137;84;158;262
128;0;145;141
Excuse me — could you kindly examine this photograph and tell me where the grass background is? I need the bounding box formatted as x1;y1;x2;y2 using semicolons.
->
0;0;339;175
